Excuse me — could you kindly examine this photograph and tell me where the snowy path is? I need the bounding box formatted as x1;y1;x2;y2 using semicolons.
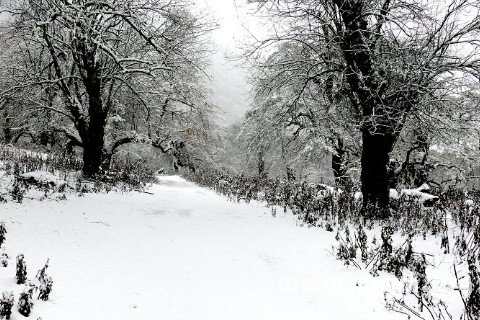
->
1;176;402;320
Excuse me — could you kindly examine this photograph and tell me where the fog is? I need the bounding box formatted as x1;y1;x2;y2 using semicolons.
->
198;0;254;125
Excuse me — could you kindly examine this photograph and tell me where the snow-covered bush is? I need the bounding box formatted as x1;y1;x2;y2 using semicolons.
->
413;254;430;312
109;145;162;185
377;226;394;271
16;254;27;285
357;224;368;263
36;259;53;301
19;171;66;191
37;275;53;302
335;226;360;268
1;251;9;267
10;181;25;203
370;227;416;280
0;222;6;248
0;291;14;320
17;282;35;317
2;254;53;318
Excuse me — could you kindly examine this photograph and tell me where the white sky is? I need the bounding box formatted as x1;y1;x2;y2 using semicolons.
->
196;0;255;126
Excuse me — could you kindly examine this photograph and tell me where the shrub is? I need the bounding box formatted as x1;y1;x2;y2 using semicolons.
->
10;182;25;203
0;222;6;248
36;259;53;301
0;291;14;320
17;282;35;317
16;254;27;285
1;251;9;267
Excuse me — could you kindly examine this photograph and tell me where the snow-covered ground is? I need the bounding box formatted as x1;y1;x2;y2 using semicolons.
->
0;176;440;319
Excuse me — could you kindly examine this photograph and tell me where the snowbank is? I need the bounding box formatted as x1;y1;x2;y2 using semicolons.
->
20;171;66;188
400;184;439;205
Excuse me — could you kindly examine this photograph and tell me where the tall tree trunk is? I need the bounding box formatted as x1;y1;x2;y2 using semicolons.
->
82;119;105;177
3;108;11;143
360;129;390;217
258;146;266;178
81;55;106;177
82;123;105;177
286;166;295;182
334;0;397;213
3;122;11;144
332;136;348;188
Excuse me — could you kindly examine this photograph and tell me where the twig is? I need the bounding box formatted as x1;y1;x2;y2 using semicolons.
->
387;294;427;320
90;221;111;227
453;263;472;320
134;189;154;195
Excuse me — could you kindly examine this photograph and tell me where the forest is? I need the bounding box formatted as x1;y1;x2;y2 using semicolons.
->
0;0;479;319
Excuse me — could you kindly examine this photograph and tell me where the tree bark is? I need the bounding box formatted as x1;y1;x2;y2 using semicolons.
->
334;0;396;212
332;136;348;188
3;124;11;143
81;49;107;177
258;146;266;178
82;122;105;177
360;129;390;217
3;108;11;143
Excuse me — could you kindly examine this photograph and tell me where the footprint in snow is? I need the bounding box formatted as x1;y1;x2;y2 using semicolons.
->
147;209;191;217
258;253;279;266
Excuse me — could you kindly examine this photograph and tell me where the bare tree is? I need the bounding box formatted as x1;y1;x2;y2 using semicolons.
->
245;0;480;214
244;40;359;186
1;0;216;176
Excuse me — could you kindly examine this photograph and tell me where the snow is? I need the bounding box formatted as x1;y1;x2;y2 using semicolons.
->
353;189;420;202
0;175;449;319
389;189;399;199
354;186;436;203
417;183;431;192
20;171;66;188
314;183;340;198
354;191;362;201
400;185;439;204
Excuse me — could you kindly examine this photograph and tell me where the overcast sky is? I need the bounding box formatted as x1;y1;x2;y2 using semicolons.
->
197;0;255;126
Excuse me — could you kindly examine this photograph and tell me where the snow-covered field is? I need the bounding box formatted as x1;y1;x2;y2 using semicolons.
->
0;176;450;319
